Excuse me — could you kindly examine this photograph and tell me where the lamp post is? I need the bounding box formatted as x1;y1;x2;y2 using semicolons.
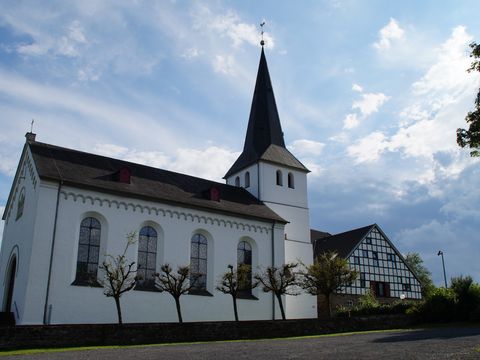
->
437;250;447;288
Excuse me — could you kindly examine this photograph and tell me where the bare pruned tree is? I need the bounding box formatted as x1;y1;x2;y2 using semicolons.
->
216;264;253;321
155;264;199;323
254;263;299;320
100;232;138;325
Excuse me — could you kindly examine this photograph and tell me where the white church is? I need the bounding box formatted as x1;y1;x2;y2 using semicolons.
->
0;47;317;325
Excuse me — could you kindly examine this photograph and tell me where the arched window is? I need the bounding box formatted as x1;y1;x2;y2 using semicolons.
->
245;172;250;188
288;172;295;189
235;176;240;187
190;234;208;292
276;170;283;186
75;217;101;285
237;241;252;295
137;226;157;290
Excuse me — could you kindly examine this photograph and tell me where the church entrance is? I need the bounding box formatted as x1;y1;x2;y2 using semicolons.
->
4;256;16;313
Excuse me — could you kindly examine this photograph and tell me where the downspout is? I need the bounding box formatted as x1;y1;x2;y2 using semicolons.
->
43;180;62;325
271;222;275;320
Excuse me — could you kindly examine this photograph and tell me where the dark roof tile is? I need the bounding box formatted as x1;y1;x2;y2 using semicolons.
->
29;141;286;223
312;224;375;258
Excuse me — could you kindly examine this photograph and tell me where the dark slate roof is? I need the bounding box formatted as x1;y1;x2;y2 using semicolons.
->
27;141;287;223
224;48;308;178
310;229;331;244
312;224;375;258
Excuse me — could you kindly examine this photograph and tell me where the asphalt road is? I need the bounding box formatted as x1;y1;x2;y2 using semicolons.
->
3;326;480;359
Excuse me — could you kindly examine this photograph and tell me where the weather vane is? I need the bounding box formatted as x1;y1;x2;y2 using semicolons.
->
260;21;266;47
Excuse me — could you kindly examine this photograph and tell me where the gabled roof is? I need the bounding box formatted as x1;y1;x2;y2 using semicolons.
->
312;223;423;284
26;140;287;224
224;48;308;178
312;224;375;258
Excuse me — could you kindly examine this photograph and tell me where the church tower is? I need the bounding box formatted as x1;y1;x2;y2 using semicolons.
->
225;47;316;319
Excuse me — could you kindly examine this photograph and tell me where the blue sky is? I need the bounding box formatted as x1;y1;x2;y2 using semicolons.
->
0;0;479;285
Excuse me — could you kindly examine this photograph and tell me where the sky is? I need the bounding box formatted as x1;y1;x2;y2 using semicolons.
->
0;0;479;286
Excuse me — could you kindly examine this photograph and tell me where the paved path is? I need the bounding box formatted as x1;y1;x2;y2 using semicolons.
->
3;326;480;359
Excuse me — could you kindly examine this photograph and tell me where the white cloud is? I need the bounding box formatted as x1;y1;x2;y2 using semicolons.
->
412;26;473;95
346;131;388;163
387;26;478;160
342;91;390;130
343;113;359;130
94;143;239;182
213;55;237;75
352;92;390;117
192;7;275;49
288;139;325;157
352;83;363;92
181;47;200;60
373;18;405;51
0;153;17;177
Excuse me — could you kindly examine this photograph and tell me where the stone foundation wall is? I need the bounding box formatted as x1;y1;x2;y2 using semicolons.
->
0;315;415;351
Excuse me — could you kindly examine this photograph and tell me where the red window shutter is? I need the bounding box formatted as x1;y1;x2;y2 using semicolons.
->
385;282;391;298
370;281;376;296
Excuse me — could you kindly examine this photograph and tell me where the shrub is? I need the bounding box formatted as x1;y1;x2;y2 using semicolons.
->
410;287;456;323
335;292;416;318
451;276;480;321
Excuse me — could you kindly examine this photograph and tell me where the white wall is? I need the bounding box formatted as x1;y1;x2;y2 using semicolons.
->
0;147;42;324
40;186;286;324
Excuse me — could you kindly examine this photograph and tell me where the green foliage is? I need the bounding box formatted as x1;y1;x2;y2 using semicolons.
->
404;252;434;297
299;251;357;318
450;275;480;320
408;287;456;323
457;42;480;156
357;289;379;309
336;291;415;318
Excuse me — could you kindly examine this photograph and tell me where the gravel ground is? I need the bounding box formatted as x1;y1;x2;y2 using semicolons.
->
2;326;480;359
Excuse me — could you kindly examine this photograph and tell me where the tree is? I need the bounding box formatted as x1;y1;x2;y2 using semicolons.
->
216;264;252;321
100;232;138;325
450;275;480;320
154;264;199;323
254;263;299;320
457;42;480;156
404;252;434;297
299;251;357;318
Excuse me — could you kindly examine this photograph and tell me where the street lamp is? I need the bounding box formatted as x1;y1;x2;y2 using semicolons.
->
437;250;447;288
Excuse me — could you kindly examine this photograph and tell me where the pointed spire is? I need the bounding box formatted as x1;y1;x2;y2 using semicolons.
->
244;47;285;155
224;48;308;178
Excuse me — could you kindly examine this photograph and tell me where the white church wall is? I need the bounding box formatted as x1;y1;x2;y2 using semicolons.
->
259;163;308;209
0;147;41;324
257;162;316;319
285;240;317;319
225;164;259;199
43;185;285;324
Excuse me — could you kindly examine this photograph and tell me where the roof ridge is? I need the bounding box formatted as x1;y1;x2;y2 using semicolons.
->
29;141;233;189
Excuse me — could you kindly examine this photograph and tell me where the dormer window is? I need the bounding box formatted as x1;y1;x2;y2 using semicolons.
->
115;166;131;184
288;172;294;189
235;176;240;187
276;170;283;186
245;172;250;188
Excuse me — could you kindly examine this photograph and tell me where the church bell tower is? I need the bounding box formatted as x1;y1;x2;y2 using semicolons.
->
224;46;316;319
